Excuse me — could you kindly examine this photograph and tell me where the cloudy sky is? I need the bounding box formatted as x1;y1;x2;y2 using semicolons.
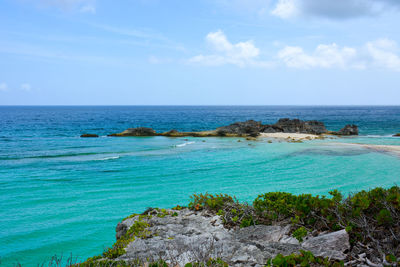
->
1;0;399;105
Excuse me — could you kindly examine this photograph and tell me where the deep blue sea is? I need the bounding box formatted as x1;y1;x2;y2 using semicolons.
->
1;106;400;266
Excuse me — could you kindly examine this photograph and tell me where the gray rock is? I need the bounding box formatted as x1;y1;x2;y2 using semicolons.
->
302;229;350;260
266;118;327;135
216;120;262;137
114;209;350;266
336;124;359;135
115;127;157;136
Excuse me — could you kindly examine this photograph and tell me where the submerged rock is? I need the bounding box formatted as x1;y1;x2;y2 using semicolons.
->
114;208;350;266
80;134;99;138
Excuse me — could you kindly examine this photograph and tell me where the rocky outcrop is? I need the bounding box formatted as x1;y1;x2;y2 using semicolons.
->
393;133;400;137
108;119;358;138
80;134;99;138
262;118;327;135
114;209;350;266
109;127;157;137
335;124;359;136
216;120;263;137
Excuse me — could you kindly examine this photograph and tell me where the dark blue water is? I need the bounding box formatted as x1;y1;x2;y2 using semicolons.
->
1;106;400;137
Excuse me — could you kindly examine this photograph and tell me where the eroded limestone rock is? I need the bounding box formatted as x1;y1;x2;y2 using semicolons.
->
115;209;350;266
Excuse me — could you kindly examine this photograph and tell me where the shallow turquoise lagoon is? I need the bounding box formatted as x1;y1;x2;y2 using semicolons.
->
0;106;399;266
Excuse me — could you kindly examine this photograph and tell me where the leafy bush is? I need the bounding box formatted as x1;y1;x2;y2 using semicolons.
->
292;227;308;242
266;250;344;267
189;193;255;228
188;193;234;212
184;258;228;267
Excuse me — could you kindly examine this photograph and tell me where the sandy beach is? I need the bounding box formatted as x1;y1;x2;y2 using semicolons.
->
260;132;320;141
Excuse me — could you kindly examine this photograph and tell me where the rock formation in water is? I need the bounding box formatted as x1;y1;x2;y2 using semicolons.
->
109;127;157;137
334;124;359;136
80;134;99;138
107;118;358;138
393;133;400;137
216;120;263;137
262;118;327;135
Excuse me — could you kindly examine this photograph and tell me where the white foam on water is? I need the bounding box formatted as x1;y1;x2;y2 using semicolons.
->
175;141;195;147
94;156;120;161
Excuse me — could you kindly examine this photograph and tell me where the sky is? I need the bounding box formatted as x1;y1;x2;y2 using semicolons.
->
0;0;400;105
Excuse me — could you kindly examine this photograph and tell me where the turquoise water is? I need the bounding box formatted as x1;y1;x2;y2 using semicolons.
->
1;106;400;266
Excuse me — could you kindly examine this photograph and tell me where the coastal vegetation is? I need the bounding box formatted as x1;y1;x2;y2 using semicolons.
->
75;186;400;266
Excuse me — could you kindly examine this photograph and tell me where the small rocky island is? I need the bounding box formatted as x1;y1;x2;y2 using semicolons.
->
107;118;358;138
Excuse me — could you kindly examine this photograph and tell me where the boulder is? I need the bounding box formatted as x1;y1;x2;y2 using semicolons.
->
393;133;400;137
336;124;359;136
302;229;350;260
80;134;99;138
216;120;262;137
304;120;328;135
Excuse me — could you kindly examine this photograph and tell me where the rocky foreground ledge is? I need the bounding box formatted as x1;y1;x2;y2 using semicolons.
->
105;118;359;138
79;187;400;266
114;209;348;266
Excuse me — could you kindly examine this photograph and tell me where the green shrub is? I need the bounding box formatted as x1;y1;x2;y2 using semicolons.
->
188;193;234;212
292;227;308;242
266;250;344;267
184;258;228;267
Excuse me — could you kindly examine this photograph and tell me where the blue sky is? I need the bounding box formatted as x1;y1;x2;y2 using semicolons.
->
0;0;400;105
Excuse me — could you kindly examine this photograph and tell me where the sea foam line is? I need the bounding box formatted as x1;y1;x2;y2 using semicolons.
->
175;141;195;147
94;156;120;161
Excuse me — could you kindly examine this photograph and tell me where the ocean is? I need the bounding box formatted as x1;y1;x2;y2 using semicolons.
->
1;106;400;266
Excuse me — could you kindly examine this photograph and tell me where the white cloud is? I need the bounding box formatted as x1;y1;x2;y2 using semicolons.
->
271;0;400;19
277;39;400;71
190;32;400;71
21;83;32;92
277;43;360;69
189;31;271;67
0;83;8;92
271;0;298;19
366;39;400;71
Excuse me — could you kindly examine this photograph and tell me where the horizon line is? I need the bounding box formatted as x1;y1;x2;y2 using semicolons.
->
0;104;399;107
